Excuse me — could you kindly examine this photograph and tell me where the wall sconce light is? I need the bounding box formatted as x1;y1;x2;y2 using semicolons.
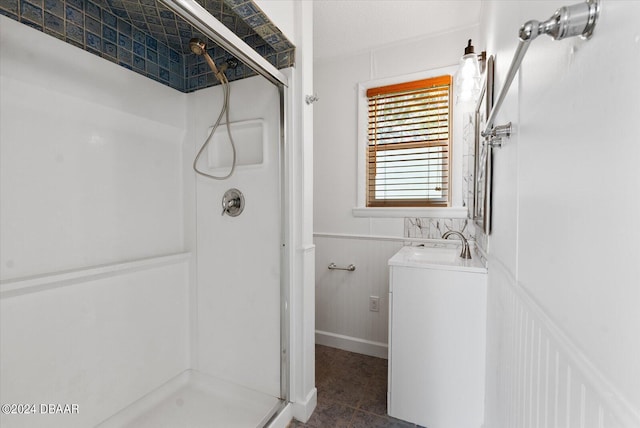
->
456;39;486;103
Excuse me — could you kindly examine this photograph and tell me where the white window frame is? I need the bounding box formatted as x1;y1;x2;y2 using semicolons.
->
354;65;467;218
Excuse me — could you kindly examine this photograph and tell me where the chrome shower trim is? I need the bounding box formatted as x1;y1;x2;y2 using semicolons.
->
157;0;288;88
221;188;245;217
278;83;290;404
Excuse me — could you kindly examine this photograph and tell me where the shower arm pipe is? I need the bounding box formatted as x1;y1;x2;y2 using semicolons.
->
157;0;288;88
481;0;599;143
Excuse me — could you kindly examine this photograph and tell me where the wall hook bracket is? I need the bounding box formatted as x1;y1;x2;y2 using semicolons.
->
483;122;512;148
305;94;319;105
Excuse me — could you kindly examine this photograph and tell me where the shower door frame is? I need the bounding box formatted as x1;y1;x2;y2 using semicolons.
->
158;0;292;411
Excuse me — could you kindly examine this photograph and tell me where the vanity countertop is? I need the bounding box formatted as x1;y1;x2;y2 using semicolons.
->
388;243;487;273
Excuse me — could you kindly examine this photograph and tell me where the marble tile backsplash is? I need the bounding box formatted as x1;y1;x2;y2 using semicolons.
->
462;111;475;215
404;217;474;241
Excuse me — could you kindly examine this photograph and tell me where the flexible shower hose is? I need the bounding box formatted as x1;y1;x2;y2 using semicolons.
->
192;73;237;180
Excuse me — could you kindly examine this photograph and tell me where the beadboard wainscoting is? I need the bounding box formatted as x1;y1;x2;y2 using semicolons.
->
485;260;640;428
314;233;404;358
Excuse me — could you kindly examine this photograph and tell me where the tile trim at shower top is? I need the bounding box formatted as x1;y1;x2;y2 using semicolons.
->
0;0;295;92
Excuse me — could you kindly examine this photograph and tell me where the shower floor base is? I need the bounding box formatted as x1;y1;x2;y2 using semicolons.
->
98;370;282;428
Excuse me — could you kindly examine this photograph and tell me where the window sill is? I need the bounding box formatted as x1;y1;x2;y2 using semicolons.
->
352;207;468;219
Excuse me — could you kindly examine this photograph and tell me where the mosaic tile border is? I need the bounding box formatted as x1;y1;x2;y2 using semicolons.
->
1;0;186;90
0;0;295;93
222;0;294;52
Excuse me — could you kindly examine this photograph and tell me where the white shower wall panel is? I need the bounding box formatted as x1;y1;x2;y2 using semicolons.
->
0;18;190;428
0;259;190;428
190;76;281;397
0;17;186;281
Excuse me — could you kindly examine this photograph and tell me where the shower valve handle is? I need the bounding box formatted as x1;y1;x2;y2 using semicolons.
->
221;188;245;217
221;198;238;216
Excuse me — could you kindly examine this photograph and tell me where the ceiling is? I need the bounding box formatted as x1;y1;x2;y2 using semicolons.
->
313;0;482;62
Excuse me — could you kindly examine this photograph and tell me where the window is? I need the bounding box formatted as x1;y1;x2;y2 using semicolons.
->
366;75;452;207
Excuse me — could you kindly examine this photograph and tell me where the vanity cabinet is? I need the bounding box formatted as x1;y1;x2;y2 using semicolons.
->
388;246;487;428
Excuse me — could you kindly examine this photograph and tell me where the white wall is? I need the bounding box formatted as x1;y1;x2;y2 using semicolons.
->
313;25;479;355
480;1;640;426
0;16;190;428
314;26;478;237
314;235;401;358
291;1;317;422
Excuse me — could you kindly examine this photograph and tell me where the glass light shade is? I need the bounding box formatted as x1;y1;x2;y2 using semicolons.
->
456;53;481;102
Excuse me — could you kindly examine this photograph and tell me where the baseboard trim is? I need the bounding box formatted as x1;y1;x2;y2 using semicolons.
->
291;387;317;423
315;330;388;359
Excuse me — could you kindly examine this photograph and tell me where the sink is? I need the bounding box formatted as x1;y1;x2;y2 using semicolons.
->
406;246;459;264
388;244;487;273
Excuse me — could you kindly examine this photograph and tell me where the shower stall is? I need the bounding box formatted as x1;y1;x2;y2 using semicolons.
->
0;0;314;427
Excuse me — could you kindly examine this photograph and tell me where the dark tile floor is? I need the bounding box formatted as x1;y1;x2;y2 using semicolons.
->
288;345;422;428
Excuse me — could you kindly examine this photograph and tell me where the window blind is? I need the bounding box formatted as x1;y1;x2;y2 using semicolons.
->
366;75;452;207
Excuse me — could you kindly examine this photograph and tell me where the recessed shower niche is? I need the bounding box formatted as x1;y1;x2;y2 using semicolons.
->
207;119;266;170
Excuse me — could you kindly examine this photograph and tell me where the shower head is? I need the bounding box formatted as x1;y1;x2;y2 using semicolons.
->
189;37;223;82
189;38;207;56
188;38;233;84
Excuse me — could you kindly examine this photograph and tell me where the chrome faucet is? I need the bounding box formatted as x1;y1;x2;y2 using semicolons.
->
442;231;472;259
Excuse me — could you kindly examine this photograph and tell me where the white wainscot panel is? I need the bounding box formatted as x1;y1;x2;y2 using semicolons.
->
314;235;403;358
485;262;640;428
